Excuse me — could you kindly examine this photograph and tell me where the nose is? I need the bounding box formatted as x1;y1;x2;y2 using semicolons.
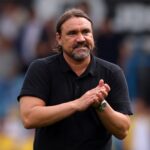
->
76;33;85;42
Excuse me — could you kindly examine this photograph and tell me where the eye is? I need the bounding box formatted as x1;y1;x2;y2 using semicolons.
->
82;29;91;35
67;30;77;36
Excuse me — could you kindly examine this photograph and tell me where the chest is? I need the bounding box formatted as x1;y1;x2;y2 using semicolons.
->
47;72;99;105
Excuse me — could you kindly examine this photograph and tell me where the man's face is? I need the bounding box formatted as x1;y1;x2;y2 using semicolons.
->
56;17;95;61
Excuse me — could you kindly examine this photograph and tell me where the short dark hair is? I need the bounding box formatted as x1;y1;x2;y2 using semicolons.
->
56;8;93;34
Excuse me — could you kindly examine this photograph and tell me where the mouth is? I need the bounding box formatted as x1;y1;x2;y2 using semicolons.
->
73;47;88;51
73;42;89;50
72;46;91;56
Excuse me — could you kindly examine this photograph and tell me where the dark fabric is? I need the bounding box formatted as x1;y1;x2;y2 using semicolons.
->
18;53;133;150
95;32;124;64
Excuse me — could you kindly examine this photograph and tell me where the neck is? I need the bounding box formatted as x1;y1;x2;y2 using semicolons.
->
63;53;91;76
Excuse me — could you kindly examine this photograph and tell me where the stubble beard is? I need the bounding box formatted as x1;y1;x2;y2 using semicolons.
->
71;48;91;61
62;41;95;62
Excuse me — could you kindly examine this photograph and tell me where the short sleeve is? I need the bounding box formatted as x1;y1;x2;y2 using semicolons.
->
17;59;50;103
108;67;133;115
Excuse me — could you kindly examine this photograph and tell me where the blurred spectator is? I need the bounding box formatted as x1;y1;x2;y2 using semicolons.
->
131;116;150;150
16;7;42;72
0;36;19;80
0;34;21;109
123;36;150;150
0;2;27;142
75;1;91;16
0;1;150;150
124;36;150;101
0;1;27;42
36;17;57;58
95;17;125;65
0;33;32;149
34;0;65;22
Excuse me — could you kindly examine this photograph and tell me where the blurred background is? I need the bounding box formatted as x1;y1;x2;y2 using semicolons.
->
0;0;150;149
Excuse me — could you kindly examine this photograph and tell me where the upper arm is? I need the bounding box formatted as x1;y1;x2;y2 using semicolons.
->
17;60;51;103
108;67;133;115
19;96;46;121
110;68;129;99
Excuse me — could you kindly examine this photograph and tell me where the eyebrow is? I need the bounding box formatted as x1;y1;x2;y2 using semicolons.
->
66;27;92;34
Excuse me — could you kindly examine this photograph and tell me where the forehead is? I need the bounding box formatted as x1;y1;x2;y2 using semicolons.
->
61;17;92;32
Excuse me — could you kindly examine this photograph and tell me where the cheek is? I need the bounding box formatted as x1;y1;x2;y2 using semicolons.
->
62;39;74;49
87;38;95;48
66;39;75;47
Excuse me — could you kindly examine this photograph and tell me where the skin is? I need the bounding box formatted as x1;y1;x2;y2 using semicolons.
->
19;16;131;140
56;17;95;76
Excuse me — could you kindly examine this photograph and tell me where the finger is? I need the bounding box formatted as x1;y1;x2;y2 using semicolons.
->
91;95;99;105
99;90;108;98
104;83;111;92
99;79;104;87
96;91;104;102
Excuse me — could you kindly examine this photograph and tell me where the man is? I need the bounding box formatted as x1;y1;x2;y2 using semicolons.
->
18;8;133;150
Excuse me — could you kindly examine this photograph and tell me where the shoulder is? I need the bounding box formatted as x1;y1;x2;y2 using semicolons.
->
94;56;122;73
23;54;61;84
24;53;60;78
29;53;60;69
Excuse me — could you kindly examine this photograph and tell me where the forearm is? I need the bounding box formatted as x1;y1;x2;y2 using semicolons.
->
21;100;78;129
20;83;110;129
96;102;131;139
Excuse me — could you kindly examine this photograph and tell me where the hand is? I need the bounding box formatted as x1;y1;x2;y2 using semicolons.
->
92;79;111;108
98;79;111;98
73;86;102;111
73;79;111;111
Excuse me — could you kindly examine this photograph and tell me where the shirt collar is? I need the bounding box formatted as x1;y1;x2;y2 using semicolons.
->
59;52;97;76
59;52;72;72
88;54;97;76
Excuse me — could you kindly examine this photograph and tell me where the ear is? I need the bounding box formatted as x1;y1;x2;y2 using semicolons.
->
56;32;62;45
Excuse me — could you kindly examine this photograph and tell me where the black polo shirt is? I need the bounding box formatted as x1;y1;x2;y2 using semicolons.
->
18;53;132;150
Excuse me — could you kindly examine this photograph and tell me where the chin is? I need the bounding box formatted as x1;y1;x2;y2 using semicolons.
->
73;53;90;61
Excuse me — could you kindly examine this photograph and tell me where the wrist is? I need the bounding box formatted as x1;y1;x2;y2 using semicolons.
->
96;99;107;112
71;99;81;112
